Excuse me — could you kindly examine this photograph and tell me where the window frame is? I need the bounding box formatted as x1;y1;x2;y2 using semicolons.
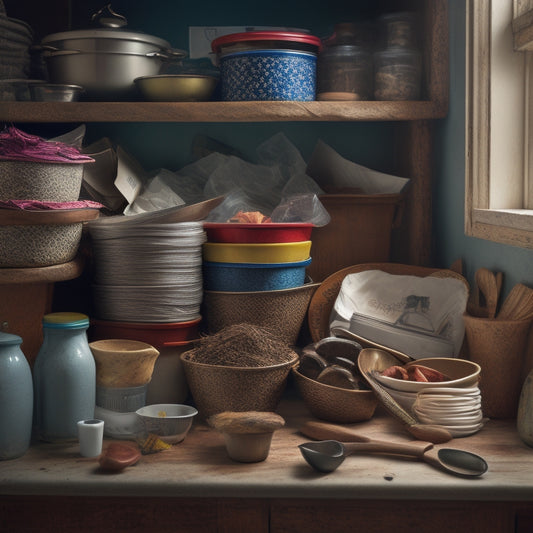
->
465;0;533;249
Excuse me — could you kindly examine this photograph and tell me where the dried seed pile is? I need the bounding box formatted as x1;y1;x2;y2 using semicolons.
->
190;323;297;367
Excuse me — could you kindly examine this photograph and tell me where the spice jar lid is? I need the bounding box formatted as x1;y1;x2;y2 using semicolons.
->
43;312;90;329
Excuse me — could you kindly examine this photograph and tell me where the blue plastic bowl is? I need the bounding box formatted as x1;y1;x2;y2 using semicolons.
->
218;50;317;101
203;258;312;292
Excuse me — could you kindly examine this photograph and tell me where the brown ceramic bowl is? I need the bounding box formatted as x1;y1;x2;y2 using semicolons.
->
293;366;378;424
180;349;298;419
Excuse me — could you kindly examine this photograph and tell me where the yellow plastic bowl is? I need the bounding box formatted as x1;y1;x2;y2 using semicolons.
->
203;241;312;263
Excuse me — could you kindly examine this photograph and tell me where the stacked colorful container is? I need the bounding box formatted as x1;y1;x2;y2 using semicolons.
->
201;222;319;346
202;223;314;292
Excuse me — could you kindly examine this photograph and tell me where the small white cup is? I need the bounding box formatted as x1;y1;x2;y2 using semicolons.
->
77;419;104;457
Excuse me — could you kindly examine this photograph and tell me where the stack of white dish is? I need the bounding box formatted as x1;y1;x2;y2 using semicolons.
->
412;387;486;438
372;357;485;437
88;216;206;323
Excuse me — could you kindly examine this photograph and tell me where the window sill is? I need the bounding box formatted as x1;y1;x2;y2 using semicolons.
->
467;208;533;248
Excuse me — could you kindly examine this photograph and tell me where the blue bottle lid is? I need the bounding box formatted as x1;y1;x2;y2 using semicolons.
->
0;331;23;346
42;312;90;329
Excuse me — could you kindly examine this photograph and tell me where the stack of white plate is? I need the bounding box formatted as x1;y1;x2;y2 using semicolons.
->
413;387;487;438
88;217;206;323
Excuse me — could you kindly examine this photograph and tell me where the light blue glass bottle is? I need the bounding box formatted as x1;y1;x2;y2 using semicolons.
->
0;332;33;460
33;312;95;442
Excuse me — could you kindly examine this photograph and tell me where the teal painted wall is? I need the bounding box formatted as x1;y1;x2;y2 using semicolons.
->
433;0;533;297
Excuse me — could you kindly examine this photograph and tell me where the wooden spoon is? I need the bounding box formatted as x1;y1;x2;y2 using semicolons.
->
498;283;533;320
475;268;499;318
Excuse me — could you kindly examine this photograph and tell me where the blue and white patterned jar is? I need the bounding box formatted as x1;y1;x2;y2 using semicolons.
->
212;31;321;101
0;332;33;460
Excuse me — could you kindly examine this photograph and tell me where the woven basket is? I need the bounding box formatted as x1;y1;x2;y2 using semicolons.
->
0;160;84;202
0;207;99;267
202;282;320;345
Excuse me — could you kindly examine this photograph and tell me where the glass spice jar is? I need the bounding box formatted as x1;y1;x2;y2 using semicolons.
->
374;11;422;101
317;23;373;101
373;47;422;101
379;12;419;49
317;44;372;101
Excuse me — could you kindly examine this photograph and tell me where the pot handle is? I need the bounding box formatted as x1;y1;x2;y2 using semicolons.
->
147;48;188;62
31;44;62;53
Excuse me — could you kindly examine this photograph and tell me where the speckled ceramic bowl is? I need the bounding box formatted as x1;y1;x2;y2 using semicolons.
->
293;366;378;424
180;349;298;419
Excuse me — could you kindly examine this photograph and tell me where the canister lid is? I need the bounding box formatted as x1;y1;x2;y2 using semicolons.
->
0;331;23;346
43;312;90;329
211;31;322;53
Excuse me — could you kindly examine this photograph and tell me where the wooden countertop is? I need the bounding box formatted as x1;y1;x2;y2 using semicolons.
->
1;392;532;502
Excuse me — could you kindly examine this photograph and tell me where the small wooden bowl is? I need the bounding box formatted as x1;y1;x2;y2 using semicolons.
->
293;366;378;424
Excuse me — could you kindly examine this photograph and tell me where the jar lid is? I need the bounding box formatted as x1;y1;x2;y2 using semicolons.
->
43;312;90;329
211;31;322;53
0;331;23;346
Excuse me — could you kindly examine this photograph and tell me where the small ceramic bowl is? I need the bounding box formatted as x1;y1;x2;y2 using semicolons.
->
135;403;198;444
373;357;481;393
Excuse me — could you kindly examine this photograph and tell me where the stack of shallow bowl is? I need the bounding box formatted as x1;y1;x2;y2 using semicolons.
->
88;216;205;323
372;357;486;437
201;222;318;345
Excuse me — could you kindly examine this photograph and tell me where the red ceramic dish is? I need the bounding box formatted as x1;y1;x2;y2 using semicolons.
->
203;222;314;243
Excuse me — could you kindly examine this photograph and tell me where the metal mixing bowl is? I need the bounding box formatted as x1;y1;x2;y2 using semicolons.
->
134;74;218;101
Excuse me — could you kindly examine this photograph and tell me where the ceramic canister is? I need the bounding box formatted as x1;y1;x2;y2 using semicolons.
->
33;312;96;442
0;332;33;460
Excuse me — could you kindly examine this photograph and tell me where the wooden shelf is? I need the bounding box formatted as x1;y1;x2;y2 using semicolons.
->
0;100;448;124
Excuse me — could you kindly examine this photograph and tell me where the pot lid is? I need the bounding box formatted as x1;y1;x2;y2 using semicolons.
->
41;4;171;49
41;28;171;49
211;31;322;52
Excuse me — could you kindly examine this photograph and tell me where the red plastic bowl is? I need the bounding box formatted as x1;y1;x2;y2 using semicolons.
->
203;223;314;243
89;317;201;350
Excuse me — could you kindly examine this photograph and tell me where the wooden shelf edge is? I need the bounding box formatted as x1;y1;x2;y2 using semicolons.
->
0;255;85;285
0;100;449;123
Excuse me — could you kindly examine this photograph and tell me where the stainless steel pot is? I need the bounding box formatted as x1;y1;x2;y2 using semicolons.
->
38;5;187;99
